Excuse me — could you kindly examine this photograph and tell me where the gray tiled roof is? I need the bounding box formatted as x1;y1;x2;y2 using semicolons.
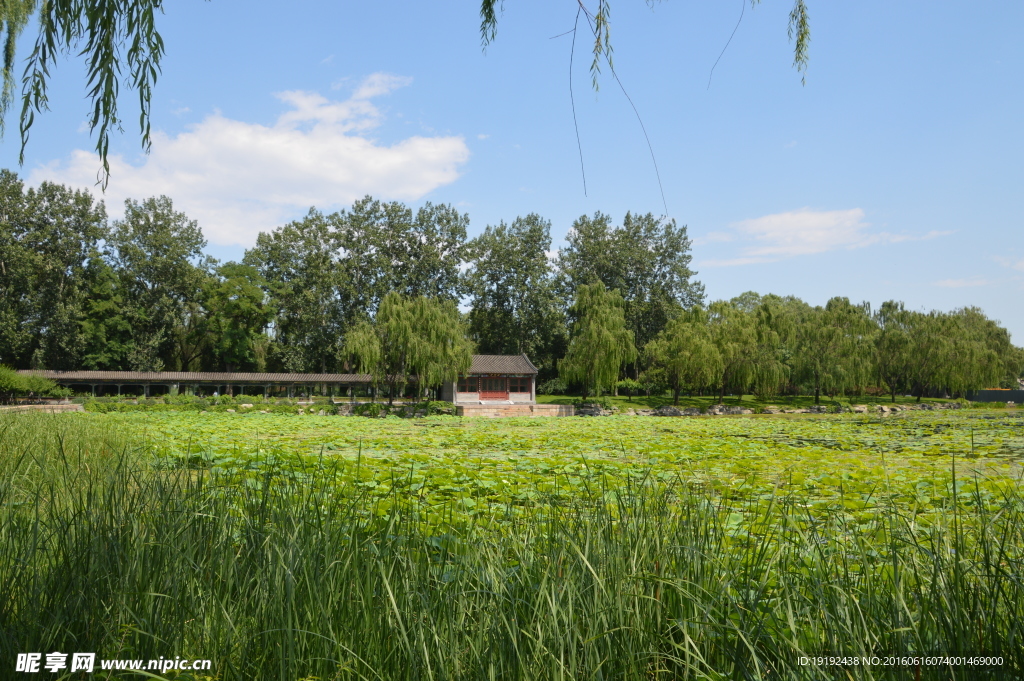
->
468;354;538;375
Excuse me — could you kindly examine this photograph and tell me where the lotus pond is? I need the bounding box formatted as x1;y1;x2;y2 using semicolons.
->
131;409;1024;527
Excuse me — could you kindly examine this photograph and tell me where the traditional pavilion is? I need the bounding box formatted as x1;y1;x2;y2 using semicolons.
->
440;354;538;404
440;354;571;417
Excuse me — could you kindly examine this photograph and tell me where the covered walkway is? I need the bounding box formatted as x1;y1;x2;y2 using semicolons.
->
19;370;374;398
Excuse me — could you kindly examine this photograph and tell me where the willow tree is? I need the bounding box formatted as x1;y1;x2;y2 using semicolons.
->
344;292;472;405
791;297;876;404
938;308;1015;398
560;283;637;399
874;300;915;402
707;301;787;404
645;308;722;405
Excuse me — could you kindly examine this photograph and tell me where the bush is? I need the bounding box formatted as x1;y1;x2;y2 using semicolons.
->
426;400;455;416
537;378;567;395
353;403;385;418
575;396;614;410
616;378;642;399
0;366;69;401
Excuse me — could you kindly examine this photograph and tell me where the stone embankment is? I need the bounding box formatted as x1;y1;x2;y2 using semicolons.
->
575;402;969;417
0;403;84;414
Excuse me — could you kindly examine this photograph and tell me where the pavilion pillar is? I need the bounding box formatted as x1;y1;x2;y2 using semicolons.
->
91;385;96;397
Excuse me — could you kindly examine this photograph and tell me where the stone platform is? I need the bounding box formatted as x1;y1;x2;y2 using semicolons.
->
456;403;574;418
0;403;84;414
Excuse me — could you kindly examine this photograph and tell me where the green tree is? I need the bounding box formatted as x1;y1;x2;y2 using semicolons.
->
0;170;36;366
79;254;133;370
246;199;468;372
707;300;787;404
645;307;722;405
464;214;565;374
0;170;107;369
344;292;472;405
206;263;274;372
939;307;1017;398
790;297;876;405
904;311;950;402
338;197;467;308
560;283;637;399
885;307;1022;401
244;209;346;372
557;211;704;378
874;300;914;402
108;195;211;372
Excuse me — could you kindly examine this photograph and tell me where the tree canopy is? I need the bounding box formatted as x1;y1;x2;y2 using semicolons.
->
464;214;565;375
1;172;1020;403
645;307;722;405
558;211;704;377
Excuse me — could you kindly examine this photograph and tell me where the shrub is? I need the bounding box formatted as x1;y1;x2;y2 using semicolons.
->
353;403;385;418
537;378;567;395
616;378;642;400
0;366;69;401
576;396;614;410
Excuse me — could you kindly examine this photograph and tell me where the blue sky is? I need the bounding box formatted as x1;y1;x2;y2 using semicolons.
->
4;0;1022;341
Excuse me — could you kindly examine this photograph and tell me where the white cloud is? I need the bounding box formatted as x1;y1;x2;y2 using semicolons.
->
933;278;991;288
477;133;490;140
29;73;469;247
351;73;413;100
699;256;776;267
691;231;734;246
994;255;1024;272
699;208;950;267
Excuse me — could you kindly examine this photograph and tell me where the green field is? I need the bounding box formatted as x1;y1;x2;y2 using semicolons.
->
3;410;1024;680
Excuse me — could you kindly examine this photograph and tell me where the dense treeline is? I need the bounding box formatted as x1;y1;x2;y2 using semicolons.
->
1;170;1021;401
637;293;1024;404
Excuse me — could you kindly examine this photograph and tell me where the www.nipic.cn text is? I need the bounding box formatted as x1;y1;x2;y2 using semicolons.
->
15;653;212;674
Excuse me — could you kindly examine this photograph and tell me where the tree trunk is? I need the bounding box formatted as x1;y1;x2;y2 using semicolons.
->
891;387;896;403
814;386;820;405
673;387;680;406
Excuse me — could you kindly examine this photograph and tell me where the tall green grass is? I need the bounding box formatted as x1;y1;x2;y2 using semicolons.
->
1;412;1022;680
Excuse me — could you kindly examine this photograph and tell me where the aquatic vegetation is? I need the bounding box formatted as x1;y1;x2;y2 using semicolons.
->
2;410;1022;680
